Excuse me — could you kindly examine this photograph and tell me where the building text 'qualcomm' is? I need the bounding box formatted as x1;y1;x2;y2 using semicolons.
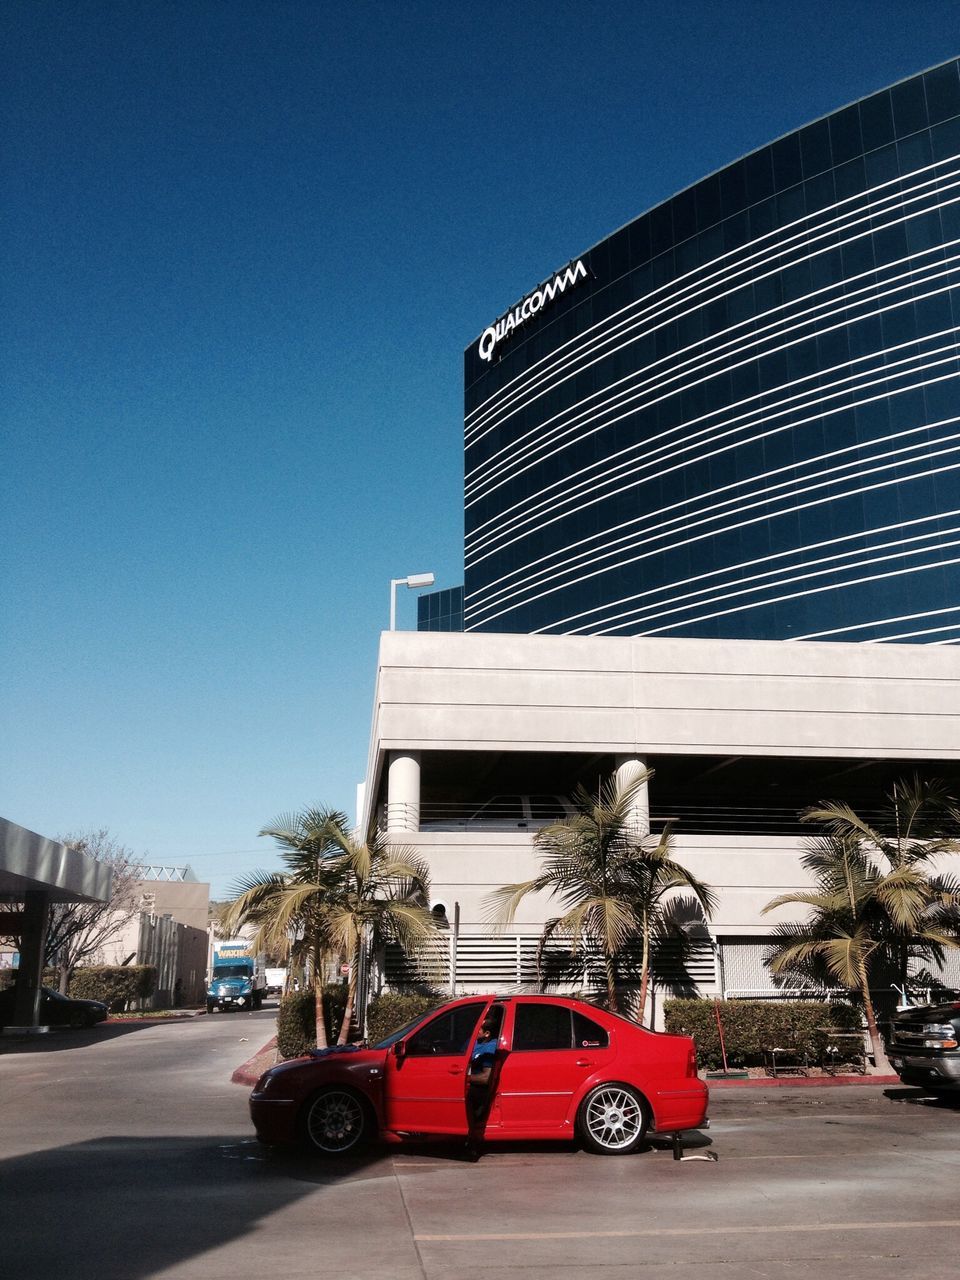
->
477;259;589;363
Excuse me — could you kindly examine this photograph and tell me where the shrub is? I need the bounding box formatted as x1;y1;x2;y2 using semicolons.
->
277;985;348;1059
663;998;861;1070
68;966;157;1011
365;993;439;1045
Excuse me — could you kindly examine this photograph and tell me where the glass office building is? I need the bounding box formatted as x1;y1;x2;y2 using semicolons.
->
463;61;960;642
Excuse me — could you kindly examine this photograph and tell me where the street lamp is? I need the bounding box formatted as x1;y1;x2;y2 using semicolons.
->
389;571;435;631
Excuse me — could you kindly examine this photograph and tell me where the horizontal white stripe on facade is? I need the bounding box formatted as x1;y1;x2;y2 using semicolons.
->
465;153;960;445
465;408;960;628
465;337;960;572
465;151;960;434
466;415;960;624
515;511;960;635
580;553;960;640
464;245;960;514
569;538;960;638
466;214;960;499
789;603;960;641
469;456;960;633
558;524;960;637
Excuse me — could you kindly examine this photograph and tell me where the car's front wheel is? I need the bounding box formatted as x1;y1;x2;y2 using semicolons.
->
301;1088;369;1155
578;1083;648;1155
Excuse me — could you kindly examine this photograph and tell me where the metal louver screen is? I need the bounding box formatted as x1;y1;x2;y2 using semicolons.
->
719;939;784;996
918;949;960;988
384;936;715;994
383;940;451;987
940;952;960;986
646;940;716;991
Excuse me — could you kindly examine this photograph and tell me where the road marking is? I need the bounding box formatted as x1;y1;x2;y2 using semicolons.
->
414;1219;960;1242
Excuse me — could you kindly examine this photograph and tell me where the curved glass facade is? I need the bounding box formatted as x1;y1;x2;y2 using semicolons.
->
463;61;960;642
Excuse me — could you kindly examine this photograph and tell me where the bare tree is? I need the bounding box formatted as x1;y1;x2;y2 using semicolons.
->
39;830;143;992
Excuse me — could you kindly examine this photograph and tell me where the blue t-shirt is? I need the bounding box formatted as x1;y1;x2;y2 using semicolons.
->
470;1035;498;1075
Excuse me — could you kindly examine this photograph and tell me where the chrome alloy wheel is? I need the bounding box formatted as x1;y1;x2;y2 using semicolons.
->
580;1084;646;1154
303;1089;367;1154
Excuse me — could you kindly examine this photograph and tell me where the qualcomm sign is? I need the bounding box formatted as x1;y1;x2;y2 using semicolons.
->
477;259;589;363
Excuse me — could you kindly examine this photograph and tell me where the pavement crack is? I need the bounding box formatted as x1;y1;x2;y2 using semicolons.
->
392;1154;430;1280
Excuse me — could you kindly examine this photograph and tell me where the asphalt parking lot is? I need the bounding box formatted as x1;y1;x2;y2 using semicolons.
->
2;1015;959;1280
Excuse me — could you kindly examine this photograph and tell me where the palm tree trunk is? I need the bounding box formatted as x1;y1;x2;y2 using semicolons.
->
312;941;328;1050
604;952;619;1014
859;967;891;1074
638;925;651;1027
338;943;360;1045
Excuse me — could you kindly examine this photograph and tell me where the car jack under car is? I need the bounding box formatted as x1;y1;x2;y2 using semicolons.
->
665;1120;718;1162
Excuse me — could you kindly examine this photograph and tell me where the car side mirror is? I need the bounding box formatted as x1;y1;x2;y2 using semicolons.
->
393;1040;406;1060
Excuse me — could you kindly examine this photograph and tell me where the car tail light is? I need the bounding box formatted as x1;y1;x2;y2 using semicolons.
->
686;1044;698;1078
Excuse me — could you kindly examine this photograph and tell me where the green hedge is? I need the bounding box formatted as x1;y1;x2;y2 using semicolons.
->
365;993;439;1045
68;966;157;1011
277;985;348;1059
663;998;861;1070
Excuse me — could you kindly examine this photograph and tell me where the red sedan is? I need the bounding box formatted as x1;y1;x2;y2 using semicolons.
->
250;994;707;1156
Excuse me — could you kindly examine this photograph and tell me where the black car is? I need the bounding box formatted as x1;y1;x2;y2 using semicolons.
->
0;985;108;1029
888;1000;960;1094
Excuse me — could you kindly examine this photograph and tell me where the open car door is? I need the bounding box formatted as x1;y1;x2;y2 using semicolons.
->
384;999;494;1135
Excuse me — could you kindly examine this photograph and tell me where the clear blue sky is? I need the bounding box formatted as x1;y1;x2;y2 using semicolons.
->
2;1;958;897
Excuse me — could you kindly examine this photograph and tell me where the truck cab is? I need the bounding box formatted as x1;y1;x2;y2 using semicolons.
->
206;941;267;1013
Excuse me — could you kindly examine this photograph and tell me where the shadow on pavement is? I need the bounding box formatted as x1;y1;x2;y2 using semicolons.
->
0;1021;196;1055
883;1086;960;1109
264;1128;715;1180
1;1132;388;1280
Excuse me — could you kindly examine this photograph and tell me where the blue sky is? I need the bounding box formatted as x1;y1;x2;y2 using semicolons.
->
3;1;959;897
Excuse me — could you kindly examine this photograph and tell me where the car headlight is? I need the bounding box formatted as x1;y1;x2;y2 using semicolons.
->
921;1023;958;1047
254;1070;286;1095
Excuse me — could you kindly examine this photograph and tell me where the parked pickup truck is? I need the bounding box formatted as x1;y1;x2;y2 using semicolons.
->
888;998;960;1094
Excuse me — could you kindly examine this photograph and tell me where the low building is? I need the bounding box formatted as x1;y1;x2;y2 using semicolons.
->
101;865;210;1008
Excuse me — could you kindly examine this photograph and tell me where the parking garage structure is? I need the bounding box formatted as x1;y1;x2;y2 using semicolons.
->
360;630;960;1004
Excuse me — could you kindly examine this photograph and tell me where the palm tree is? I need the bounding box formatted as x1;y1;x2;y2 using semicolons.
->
224;807;346;1049
761;834;935;1071
225;807;438;1048
800;775;960;994
486;769;716;1019
310;815;438;1044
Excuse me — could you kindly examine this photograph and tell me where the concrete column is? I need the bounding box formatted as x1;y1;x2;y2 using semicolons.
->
387;751;421;832
13;890;51;1027
614;754;650;839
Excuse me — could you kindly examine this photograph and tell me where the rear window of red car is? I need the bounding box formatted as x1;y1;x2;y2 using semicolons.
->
512;1003;609;1050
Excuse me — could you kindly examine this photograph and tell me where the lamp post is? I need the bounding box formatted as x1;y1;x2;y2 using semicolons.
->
389;571;435;631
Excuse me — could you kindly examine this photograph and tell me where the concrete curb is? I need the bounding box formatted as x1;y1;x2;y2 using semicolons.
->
706;1072;900;1089
231;1036;279;1086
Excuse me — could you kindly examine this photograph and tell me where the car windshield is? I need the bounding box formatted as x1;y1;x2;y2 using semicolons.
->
213;965;249;979
371;1006;443;1050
